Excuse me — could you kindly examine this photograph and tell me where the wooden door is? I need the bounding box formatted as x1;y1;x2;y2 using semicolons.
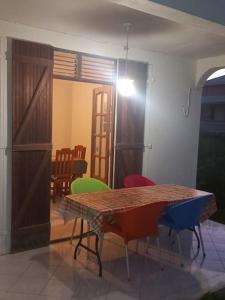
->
114;59;148;188
11;39;53;251
91;86;113;184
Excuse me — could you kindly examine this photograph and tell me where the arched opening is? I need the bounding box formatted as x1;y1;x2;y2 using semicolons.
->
197;67;225;224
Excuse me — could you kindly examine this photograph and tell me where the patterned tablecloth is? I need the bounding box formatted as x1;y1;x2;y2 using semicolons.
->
58;184;217;237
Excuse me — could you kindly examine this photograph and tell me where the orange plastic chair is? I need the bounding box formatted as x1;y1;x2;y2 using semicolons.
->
102;201;167;280
74;145;86;159
124;174;156;188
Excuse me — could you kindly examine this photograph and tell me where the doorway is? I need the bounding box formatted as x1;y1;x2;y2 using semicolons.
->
10;39;148;251
50;79;114;241
197;69;225;224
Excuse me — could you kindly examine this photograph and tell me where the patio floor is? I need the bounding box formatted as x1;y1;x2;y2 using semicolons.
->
0;220;225;300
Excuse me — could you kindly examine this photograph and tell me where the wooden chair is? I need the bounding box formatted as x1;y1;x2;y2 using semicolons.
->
74;145;86;159
51;148;75;201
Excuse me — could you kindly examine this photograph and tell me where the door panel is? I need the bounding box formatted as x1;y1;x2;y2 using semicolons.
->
114;59;148;188
91;86;113;183
11;40;53;251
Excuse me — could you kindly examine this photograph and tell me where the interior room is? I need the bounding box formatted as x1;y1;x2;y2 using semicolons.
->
50;78;112;241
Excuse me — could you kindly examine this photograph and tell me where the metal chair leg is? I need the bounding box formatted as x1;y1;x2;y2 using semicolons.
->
176;233;184;267
198;224;206;257
135;240;139;253
156;237;164;270
125;244;131;281
70;217;77;244
146;236;150;253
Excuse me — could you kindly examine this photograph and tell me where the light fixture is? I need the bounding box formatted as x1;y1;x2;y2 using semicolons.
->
117;23;136;97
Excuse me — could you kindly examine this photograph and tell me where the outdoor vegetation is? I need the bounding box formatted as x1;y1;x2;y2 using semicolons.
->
199;292;225;300
197;134;225;224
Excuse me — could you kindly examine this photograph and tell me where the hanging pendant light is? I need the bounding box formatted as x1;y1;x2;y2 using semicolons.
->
117;23;136;97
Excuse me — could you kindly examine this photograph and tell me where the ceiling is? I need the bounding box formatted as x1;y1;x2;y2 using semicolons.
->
1;0;225;58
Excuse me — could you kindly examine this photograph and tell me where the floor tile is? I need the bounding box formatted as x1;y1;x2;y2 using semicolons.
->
0;220;224;300
10;277;49;295
0;292;38;300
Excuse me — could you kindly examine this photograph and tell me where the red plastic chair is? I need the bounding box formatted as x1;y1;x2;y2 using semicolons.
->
124;174;156;188
102;201;167;280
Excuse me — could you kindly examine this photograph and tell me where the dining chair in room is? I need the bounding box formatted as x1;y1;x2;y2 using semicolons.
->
51;148;75;202
70;177;110;244
124;174;156;188
159;195;210;265
74;145;86;159
102;201;167;280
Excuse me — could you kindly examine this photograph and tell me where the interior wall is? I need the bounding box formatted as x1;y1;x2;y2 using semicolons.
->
52;80;73;154
52;79;101;176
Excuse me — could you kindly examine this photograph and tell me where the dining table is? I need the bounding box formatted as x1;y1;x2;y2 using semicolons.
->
59;184;217;277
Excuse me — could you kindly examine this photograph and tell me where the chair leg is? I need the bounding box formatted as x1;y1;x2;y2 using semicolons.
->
176;233;184;267
70;217;77;244
125;244;131;281
146;236;150;253
197;224;206;258
156;237;164;271
135;240;139;253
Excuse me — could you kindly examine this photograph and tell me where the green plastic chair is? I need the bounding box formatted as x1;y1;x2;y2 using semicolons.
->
70;177;110;244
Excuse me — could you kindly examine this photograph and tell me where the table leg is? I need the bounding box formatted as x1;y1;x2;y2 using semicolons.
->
73;218;103;277
74;219;84;259
95;234;102;277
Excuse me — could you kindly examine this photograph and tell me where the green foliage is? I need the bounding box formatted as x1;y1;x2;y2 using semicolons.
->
199;292;225;300
197;134;225;224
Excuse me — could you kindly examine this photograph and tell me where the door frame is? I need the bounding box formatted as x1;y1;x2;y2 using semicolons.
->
52;47;116;187
0;37;11;254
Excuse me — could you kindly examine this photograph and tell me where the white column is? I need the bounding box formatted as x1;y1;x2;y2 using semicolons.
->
0;37;11;254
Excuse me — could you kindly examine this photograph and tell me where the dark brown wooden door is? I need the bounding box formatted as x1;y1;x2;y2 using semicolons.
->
114;59;148;188
91;86;113;184
11;40;53;251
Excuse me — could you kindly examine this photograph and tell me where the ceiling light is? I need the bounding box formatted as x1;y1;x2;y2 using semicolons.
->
117;23;136;97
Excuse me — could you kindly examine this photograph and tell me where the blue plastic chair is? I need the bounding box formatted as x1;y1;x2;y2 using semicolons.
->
159;195;210;262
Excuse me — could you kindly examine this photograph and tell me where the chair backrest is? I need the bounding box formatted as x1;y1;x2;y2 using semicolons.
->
115;201;167;243
165;195;211;231
74;145;86;159
71;177;110;194
124;174;156;188
54;148;75;176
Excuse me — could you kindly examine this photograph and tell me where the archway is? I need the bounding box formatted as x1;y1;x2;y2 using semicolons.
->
196;67;225;224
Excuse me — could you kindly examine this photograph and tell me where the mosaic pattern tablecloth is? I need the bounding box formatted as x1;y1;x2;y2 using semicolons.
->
58;184;217;236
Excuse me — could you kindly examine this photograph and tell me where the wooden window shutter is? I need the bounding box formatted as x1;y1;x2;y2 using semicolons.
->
53;50;78;79
53;48;116;85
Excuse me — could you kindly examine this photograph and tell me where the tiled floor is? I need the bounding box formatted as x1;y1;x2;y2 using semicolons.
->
0;220;225;300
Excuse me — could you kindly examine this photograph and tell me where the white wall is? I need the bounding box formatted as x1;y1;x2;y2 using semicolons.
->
0;19;198;252
143;54;197;186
